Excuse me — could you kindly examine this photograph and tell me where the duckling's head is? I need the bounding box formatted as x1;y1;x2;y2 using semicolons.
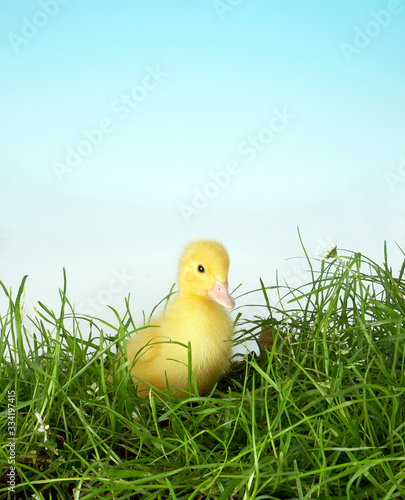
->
178;240;235;310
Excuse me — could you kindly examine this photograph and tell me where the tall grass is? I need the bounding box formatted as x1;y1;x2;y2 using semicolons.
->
1;243;404;499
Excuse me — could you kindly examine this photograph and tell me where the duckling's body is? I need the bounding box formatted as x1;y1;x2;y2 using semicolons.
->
126;240;235;398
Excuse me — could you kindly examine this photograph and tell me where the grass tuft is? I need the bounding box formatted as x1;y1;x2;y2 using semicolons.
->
1;243;404;499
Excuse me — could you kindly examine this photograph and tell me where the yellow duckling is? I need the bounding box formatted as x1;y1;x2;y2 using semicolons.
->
125;239;235;398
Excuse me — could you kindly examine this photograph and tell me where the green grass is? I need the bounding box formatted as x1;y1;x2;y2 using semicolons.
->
1;242;405;499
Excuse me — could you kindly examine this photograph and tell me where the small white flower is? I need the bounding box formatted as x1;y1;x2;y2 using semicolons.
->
86;382;99;395
86;382;104;401
319;241;338;259
38;423;50;435
34;412;49;443
347;361;365;370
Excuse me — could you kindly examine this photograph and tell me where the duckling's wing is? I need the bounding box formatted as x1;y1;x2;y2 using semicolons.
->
126;331;163;364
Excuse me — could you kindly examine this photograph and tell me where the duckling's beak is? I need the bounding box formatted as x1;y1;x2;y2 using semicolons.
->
207;278;235;310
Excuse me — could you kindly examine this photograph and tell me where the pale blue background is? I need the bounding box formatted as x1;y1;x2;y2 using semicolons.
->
1;1;404;330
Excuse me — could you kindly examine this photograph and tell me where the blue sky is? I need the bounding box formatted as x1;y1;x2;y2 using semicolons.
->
1;1;404;328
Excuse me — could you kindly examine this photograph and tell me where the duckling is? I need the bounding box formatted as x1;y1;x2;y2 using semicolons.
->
125;239;235;398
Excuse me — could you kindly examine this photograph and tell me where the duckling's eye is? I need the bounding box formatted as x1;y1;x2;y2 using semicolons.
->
197;265;205;273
